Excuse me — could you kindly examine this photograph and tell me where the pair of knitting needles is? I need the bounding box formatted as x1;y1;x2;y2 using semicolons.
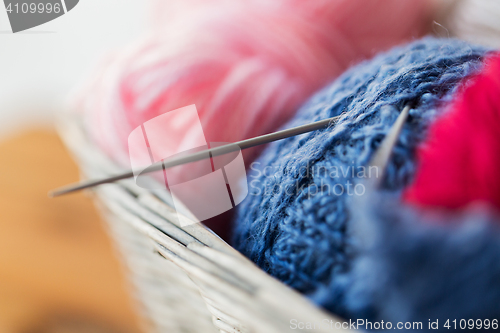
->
50;106;410;197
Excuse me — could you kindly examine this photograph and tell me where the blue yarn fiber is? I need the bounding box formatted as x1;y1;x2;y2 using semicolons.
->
345;192;500;329
233;37;490;320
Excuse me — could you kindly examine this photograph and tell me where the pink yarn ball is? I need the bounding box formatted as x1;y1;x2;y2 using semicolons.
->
77;0;431;186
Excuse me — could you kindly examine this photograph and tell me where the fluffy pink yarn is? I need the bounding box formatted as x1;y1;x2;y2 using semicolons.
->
78;0;431;186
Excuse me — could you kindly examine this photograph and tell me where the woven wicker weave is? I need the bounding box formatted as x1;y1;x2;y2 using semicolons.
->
58;114;350;333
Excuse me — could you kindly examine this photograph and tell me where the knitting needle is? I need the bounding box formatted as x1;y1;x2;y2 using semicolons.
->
368;104;411;187
49;115;342;197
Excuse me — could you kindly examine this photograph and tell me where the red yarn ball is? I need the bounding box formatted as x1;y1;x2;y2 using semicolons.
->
405;53;500;211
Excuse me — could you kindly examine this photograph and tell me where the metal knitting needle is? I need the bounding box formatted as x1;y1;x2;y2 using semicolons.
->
368;104;411;188
49;115;342;197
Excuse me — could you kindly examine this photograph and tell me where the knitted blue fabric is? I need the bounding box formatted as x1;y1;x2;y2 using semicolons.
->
233;37;490;320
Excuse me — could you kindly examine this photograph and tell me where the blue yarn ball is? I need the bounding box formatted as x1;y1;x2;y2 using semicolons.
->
233;37;489;319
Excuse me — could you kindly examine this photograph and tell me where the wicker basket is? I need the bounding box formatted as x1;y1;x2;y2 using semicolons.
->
58;114;349;333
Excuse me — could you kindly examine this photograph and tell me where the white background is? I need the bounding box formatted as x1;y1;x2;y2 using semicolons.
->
0;0;149;138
